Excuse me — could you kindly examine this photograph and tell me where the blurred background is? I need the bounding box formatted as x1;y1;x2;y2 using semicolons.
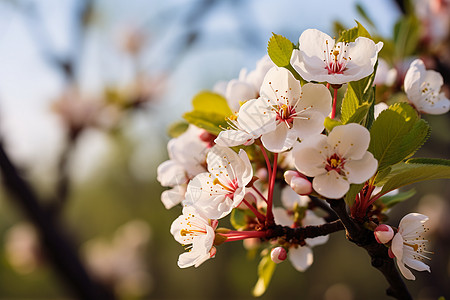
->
0;0;448;299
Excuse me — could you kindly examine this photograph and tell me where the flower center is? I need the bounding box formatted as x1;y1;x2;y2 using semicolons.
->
213;178;238;196
325;153;345;174
275;104;296;128
323;40;351;75
420;82;439;106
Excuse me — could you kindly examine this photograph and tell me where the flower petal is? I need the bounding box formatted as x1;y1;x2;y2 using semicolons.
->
298;83;332;116
344;152;378;184
328;124;370;160
281;186;309;209
289;246;313;272
396;258;416;280
215;130;254;147
157;160;187;187
261;124;292;153
403;257;431;273
312;171;349;199
398;213;428;236
238;98;277;136
260;67;301;106
391;233;404;261
273;207;293;227
161;185;186;209
303;211;329;247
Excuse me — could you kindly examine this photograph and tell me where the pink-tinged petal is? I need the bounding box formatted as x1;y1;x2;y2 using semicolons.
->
396;258;416;280
161;185;186;209
261;124;291;153
328;124;370;160
273;207;293;227
215;130;254;147
298;83;332;116
344;152;378;184
260;67;301;106
193;193;234;220
289;246;313;272
423;69;444;91
271;247;287;263
391;233;404;261
398;213;429;236
238;98;277;136
237;149;253;186
312;171;349;199
374;224;394;244
403;257;431;273
157;160;187;187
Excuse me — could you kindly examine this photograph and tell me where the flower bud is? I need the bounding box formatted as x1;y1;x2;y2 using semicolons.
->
374;224;394;244
270;247;287;264
284;170;312;195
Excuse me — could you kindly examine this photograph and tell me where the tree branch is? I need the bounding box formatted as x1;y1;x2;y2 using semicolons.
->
0;140;116;300
265;220;344;244
327;199;412;300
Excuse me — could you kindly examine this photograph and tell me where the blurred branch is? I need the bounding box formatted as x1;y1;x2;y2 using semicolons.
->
327;199;412;300
0;140;116;300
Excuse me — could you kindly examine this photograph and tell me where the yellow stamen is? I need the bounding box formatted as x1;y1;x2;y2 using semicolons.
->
404;242;419;252
213;178;233;192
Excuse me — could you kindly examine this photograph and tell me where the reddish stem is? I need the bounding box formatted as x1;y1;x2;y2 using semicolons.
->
252;186;268;203
242;199;266;222
266;153;278;225
220;230;267;242
258;143;272;180
331;88;338;119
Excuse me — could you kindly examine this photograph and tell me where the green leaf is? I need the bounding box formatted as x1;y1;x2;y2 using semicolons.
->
356;4;375;29
368;103;429;171
230;209;246;230
406;158;450;166
393;15;420;60
183;91;232;135
268;33;294;67
345;183;365;206
336;20;371;43
340;69;376;126
252;253;277;297
167;120;189;138
324;117;342;133
379;189;416;208
376;163;450;195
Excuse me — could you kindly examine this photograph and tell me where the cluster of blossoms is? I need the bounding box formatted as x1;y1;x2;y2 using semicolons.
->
158;25;448;294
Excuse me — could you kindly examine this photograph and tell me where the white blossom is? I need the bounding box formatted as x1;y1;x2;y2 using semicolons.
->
290;29;383;84
170;206;217;268
390;213;432;280
404;59;450;115
184;146;253;219
248;67;331;153
157;125;208;209
293;123;378;199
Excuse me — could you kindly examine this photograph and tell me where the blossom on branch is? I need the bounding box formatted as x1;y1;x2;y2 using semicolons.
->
170;206;218;268
184;146;253;219
257;67;332;152
293;124;378;199
404;59;450;115
390;213;432;280
290;29;383;84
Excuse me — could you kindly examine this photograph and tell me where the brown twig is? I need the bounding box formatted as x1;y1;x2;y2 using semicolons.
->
327;198;412;300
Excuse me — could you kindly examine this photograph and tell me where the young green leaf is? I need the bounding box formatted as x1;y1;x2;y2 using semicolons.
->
336;20;371;43
230;209;247;230
324;117;342;133
267;33;294;67
252;253;277;297
183;91;232;135
167;120;189;138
